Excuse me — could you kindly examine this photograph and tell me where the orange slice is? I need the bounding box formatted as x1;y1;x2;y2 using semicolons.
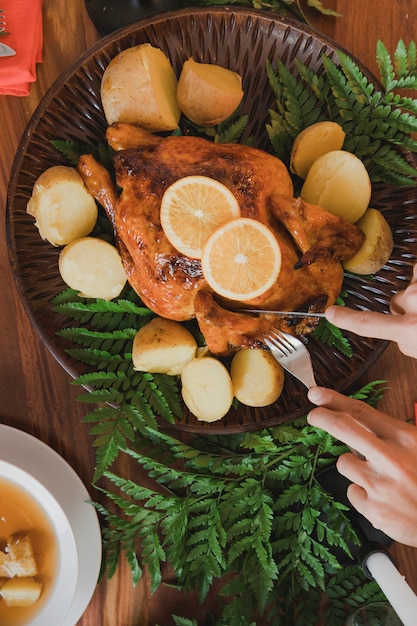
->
201;217;282;301
160;175;240;258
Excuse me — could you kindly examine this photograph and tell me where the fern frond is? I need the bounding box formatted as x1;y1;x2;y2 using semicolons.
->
50;139;94;166
376;40;396;91
312;319;353;357
268;40;417;185
50;139;114;169
215;113;249;143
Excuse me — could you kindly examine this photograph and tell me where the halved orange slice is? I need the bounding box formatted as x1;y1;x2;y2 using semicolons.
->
160;175;240;259
201;217;282;301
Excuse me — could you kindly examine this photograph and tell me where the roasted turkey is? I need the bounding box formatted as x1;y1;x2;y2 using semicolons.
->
78;123;365;355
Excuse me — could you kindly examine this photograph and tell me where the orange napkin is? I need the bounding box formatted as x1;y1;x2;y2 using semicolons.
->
0;0;43;96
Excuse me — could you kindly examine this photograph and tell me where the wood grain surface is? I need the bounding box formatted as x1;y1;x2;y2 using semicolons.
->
1;1;417;624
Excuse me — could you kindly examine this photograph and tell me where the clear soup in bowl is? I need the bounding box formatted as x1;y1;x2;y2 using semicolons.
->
0;461;78;626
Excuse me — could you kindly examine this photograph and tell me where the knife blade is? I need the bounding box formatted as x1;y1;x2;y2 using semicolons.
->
0;42;16;57
234;309;327;318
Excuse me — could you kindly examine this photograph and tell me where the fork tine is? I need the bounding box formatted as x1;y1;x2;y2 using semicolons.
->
263;335;288;358
263;327;317;389
263;335;283;356
266;330;295;355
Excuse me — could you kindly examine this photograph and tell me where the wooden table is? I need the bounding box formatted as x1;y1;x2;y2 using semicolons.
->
1;1;417;624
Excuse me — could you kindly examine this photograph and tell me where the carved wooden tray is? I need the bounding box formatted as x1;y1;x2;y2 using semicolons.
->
7;7;417;433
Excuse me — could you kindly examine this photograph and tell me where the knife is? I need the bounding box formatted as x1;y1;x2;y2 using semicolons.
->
0;42;16;57
233;309;327;318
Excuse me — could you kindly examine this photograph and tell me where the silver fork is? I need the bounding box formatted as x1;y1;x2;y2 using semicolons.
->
263;328;317;389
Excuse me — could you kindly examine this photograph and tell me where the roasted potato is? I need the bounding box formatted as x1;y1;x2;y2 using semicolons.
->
230;348;285;407
181;356;233;422
26;166;98;246
0;577;42;607
343;208;394;274
101;43;181;131
290;121;346;179
58;237;127;300
177;58;243;126
132;317;197;376
301;150;371;223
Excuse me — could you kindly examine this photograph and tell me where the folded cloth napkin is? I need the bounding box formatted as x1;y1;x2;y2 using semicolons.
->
0;0;43;96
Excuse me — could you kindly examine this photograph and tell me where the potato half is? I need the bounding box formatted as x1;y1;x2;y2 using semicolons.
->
290;121;346;179
301;150;371;223
0;577;42;607
181;357;233;422
59;237;127;300
343;208;394;275
101;43;181;131
26;166;98;246
177;58;243;126
231;348;284;407
132;317;197;376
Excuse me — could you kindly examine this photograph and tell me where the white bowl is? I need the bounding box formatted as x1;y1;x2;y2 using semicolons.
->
0;425;102;626
0;460;78;626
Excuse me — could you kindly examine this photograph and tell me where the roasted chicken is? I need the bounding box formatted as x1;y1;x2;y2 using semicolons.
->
78;123;365;355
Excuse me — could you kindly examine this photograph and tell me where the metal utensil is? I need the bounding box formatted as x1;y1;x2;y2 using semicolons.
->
236;308;326;318
262;328;317;388
264;330;368;463
0;10;15;56
0;42;16;56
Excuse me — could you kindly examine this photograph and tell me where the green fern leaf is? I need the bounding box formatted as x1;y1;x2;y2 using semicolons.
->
294;57;332;104
307;0;341;16
269;40;417;186
215;112;249;143
312;319;353;357
187;110;248;144
172;618;199;626
351;380;387;406
66;347;122;368
51;138;114;171
394;40;408;77
50;139;94;166
376;40;396;91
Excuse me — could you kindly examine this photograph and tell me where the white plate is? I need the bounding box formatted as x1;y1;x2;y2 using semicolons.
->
0;459;78;625
0;424;102;626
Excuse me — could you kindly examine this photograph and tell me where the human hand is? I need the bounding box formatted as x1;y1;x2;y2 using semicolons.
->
307;386;417;547
325;263;417;358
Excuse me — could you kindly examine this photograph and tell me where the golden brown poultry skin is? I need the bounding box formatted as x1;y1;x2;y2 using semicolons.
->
194;291;322;356
196;195;365;356
78;124;365;355
271;195;366;266
80;124;294;321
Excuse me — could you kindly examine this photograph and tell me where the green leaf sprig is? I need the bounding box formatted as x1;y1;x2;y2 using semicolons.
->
52;288;183;480
51;139;114;169
312;294;353;357
267;40;417;186
197;0;341;24
94;382;386;625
